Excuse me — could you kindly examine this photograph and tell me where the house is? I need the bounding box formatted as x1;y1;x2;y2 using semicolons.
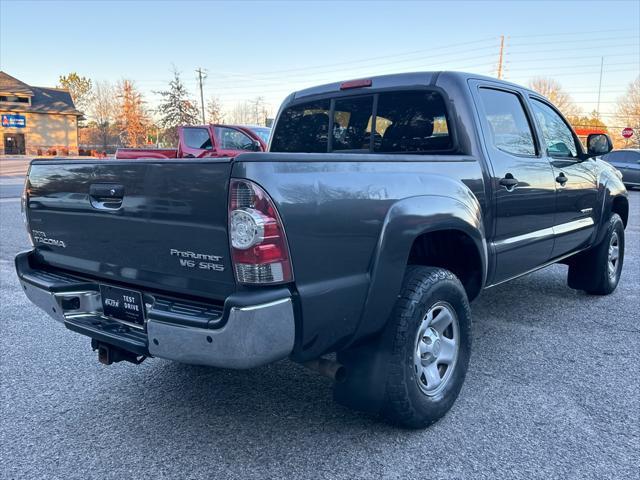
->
0;71;83;155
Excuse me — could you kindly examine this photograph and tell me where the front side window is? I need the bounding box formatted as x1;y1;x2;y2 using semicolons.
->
270;100;330;153
183;128;212;150
216;127;255;150
478;88;536;156
375;91;452;153
332;96;374;151
530;99;578;158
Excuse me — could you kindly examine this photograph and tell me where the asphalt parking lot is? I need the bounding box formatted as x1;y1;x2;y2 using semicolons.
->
0;165;638;479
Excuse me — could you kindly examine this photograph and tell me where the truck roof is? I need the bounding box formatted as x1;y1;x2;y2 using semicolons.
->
292;71;537;100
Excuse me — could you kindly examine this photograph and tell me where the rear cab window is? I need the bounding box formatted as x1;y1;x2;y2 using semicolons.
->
271;91;453;155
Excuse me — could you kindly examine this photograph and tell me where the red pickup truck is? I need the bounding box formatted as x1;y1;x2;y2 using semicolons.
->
116;124;269;159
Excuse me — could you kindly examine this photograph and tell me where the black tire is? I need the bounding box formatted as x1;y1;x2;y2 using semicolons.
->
380;266;471;429
567;213;624;295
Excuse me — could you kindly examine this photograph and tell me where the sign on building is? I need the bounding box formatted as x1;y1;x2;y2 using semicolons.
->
1;114;26;128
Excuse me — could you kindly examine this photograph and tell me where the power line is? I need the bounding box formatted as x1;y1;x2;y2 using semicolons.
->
506;61;632;72
508;27;639;38
226;36;498;77
509;35;637;47
508;43;639;56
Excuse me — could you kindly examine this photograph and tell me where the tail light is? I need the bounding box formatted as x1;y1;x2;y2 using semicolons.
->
229;179;293;284
21;176;34;247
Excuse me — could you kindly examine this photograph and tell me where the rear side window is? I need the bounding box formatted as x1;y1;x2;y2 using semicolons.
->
183;128;212;150
332;96;374;151
375;91;452;153
271;100;330;153
478;88;536;156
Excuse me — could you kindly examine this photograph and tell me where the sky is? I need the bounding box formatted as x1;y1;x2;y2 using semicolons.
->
1;0;638;124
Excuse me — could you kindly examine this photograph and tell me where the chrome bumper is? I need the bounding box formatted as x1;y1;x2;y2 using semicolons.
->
17;252;295;369
146;298;294;369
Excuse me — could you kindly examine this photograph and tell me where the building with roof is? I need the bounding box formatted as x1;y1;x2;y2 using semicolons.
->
0;71;83;156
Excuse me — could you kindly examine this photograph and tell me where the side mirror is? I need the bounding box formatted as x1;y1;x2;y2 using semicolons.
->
586;133;613;157
251;140;262;152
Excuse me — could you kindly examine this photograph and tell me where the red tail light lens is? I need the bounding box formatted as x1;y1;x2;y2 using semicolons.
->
340;78;372;90
229;179;293;284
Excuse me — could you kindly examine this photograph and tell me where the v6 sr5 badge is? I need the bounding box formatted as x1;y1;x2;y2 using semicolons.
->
169;248;225;272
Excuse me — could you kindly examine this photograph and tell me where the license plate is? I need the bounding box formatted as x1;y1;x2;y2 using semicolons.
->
100;285;145;326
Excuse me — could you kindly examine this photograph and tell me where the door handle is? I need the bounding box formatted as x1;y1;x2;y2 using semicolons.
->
555;173;568;186
499;174;519;191
89;183;124;210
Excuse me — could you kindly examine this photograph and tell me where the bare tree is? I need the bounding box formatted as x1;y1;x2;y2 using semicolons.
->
228;101;252;124
89;81;117;149
615;76;640;148
528;77;580;118
227;97;271;125
207;96;224;124
249;96;269;125
115;80;150;147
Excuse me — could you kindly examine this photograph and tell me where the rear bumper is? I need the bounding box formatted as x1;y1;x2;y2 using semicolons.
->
15;250;295;369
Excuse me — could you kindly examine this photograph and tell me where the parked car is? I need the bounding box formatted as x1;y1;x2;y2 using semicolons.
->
115;124;267;159
602;149;640;188
239;125;272;145
17;72;628;428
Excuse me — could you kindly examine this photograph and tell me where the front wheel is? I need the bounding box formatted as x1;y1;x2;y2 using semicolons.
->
380;266;472;428
567;213;625;295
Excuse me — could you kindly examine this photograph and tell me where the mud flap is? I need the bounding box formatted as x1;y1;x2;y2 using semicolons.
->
333;335;392;415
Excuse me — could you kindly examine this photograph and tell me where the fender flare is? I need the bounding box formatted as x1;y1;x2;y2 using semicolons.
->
595;170;628;246
351;190;487;342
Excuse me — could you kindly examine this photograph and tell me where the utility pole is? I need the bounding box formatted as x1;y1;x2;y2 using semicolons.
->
196;68;207;124
596;56;604;118
497;35;505;80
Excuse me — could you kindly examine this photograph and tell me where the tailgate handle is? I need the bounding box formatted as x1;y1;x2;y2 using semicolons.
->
89;183;124;209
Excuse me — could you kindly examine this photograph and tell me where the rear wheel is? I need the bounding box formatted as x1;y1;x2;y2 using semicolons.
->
380;266;471;428
567;213;624;295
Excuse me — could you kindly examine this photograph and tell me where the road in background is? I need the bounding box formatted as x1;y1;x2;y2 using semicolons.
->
0;158;31;200
0;182;638;479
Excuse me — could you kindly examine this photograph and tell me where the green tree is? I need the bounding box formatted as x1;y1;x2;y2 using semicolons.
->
155;68;199;145
58;72;92;112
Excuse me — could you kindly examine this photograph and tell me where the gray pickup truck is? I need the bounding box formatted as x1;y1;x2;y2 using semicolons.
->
16;72;628;428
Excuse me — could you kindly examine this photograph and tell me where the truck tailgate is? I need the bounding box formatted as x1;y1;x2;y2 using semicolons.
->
26;159;235;301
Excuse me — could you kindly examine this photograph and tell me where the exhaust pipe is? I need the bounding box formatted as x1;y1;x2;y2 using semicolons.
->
303;357;346;382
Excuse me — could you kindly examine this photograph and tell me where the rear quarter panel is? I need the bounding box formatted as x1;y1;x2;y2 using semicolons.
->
233;154;487;359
